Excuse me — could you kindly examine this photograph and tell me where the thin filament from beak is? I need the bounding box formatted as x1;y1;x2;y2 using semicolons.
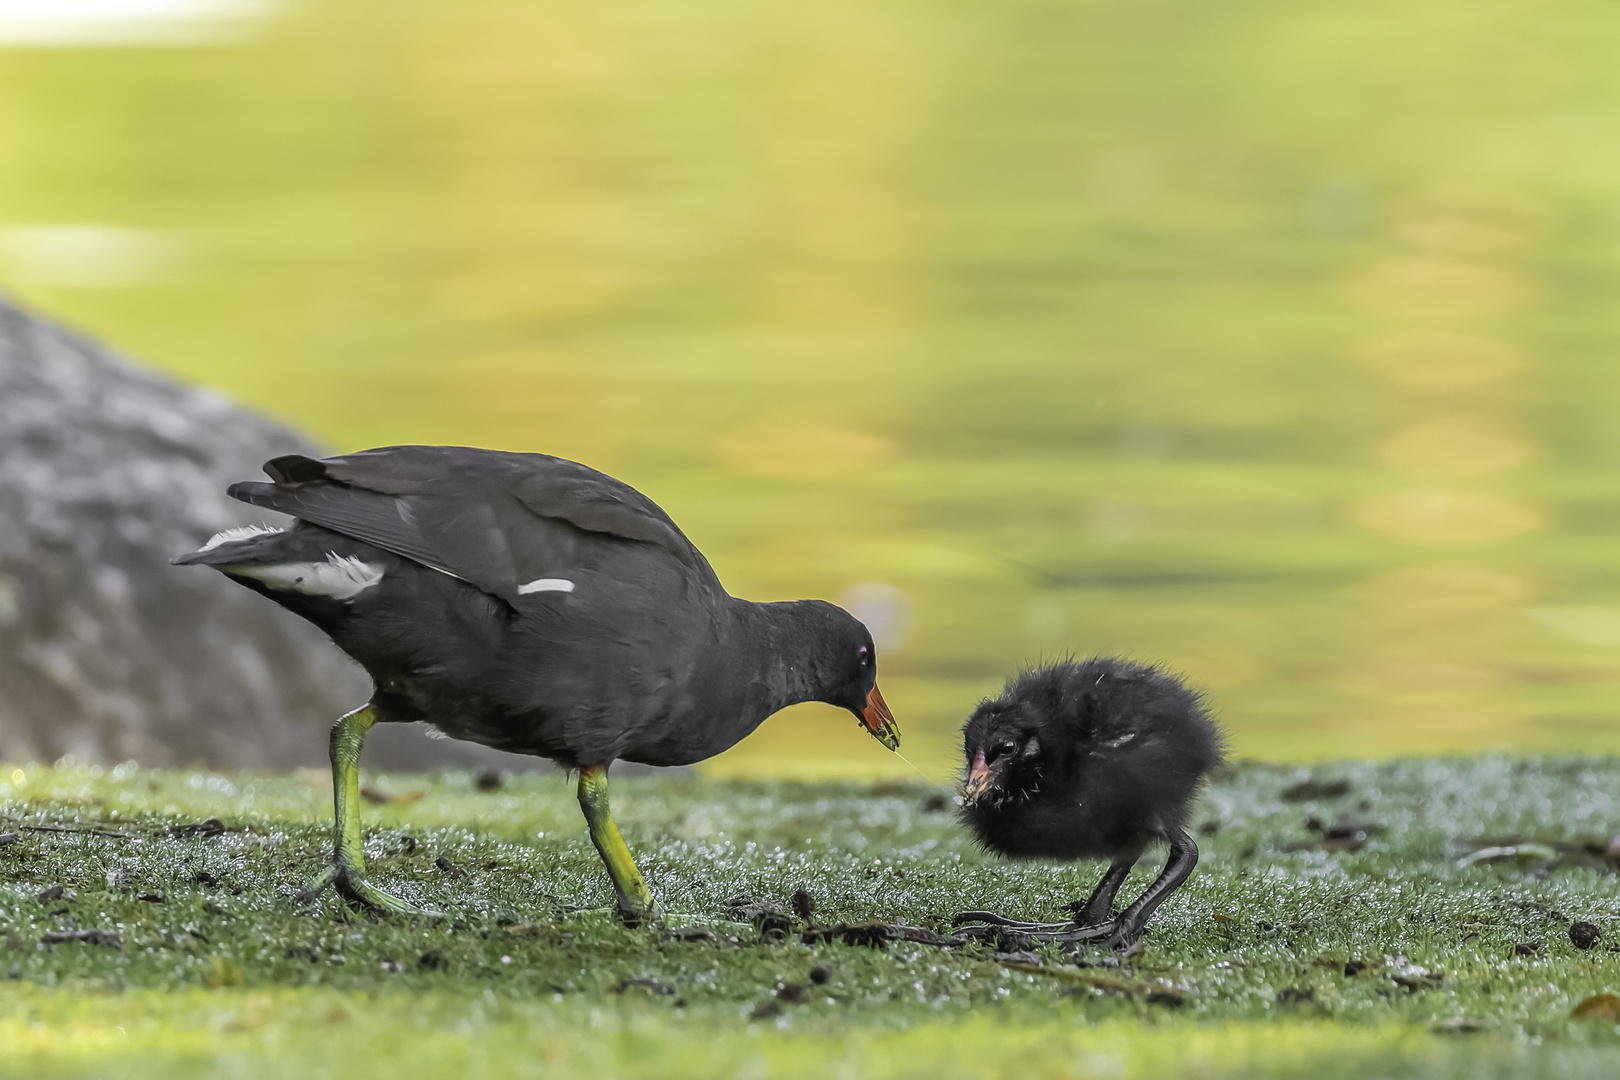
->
890;748;950;792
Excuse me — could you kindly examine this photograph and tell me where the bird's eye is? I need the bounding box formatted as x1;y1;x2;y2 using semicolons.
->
858;645;870;667
1000;740;1017;755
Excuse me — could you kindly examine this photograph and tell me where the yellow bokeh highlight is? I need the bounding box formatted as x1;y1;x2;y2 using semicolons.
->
1378;415;1532;476
1344;258;1534;321
1353;332;1526;391
1353;490;1541;543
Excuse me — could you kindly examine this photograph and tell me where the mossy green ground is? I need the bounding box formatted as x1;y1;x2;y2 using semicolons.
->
1;756;1617;1078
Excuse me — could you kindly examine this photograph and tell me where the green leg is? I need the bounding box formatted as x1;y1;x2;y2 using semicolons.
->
302;705;441;918
577;765;661;926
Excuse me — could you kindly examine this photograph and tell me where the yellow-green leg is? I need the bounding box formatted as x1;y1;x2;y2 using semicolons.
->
577;765;661;925
302;705;441;918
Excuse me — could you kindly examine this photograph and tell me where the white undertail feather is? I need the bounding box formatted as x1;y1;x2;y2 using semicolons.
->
223;552;384;600
517;578;575;595
199;523;285;552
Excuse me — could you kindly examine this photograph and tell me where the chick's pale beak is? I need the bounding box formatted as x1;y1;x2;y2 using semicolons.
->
964;750;991;803
861;684;901;751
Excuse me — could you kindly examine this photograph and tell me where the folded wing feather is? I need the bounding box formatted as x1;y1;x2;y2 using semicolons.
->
230;446;700;602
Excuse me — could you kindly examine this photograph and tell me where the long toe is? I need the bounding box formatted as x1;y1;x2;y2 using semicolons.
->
296;864;340;906
964;920;1078;936
333;867;444;919
1050;920;1147;951
963;921;1124;948
953;910;1021;927
950;911;1140;948
952;911;1073;934
1051;921;1117;944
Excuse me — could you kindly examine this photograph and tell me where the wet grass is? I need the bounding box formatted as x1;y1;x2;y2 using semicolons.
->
0;756;1617;1077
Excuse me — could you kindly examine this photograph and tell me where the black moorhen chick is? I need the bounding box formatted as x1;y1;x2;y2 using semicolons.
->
954;658;1223;948
174;445;899;923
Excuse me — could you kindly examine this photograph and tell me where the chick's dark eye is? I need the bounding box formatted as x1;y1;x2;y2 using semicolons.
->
858;645;870;666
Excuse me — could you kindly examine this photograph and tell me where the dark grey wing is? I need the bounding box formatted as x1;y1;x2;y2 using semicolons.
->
509;472;697;566
321;445;699;567
228;473;490;583
228;446;703;601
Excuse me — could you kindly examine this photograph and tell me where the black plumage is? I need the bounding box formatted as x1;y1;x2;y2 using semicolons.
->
954;658;1224;948
173;445;898;921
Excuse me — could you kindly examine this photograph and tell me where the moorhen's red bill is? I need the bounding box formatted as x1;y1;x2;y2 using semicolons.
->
173;445;899;923
954;658;1223;949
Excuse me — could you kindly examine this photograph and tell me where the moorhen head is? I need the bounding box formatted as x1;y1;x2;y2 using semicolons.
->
174;445;900;923
954;657;1224;948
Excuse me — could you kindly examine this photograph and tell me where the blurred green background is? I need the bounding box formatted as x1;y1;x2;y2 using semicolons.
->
4;0;1620;779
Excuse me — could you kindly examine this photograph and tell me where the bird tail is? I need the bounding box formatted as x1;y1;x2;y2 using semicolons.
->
171;523;294;567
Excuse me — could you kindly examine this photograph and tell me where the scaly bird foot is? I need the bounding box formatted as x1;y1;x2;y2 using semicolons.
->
616;900;662;928
953;910;1136;950
558;902;664;929
300;862;443;919
952;910;1077;935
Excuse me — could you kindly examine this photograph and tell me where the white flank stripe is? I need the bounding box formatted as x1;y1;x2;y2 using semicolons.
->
225;552;383;600
517;577;575;595
199;523;284;551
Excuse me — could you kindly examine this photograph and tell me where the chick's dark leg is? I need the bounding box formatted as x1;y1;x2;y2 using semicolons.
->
1070;856;1137;927
302;705;442;917
1051;827;1198;948
577;765;661;926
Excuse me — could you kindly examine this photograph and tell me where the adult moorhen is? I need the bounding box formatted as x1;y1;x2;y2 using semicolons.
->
954;658;1223;948
174;445;899;923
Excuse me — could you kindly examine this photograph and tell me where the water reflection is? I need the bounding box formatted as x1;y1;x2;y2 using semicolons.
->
2;0;1617;776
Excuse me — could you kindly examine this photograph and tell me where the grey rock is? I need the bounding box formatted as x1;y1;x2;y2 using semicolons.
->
0;297;365;767
0;296;650;774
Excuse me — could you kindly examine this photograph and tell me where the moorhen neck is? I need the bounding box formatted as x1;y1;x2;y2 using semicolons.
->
174;445;899;923
953;658;1223;948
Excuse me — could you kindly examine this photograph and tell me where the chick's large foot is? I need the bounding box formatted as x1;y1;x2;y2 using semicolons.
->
953;911;1139;950
953;911;1077;936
